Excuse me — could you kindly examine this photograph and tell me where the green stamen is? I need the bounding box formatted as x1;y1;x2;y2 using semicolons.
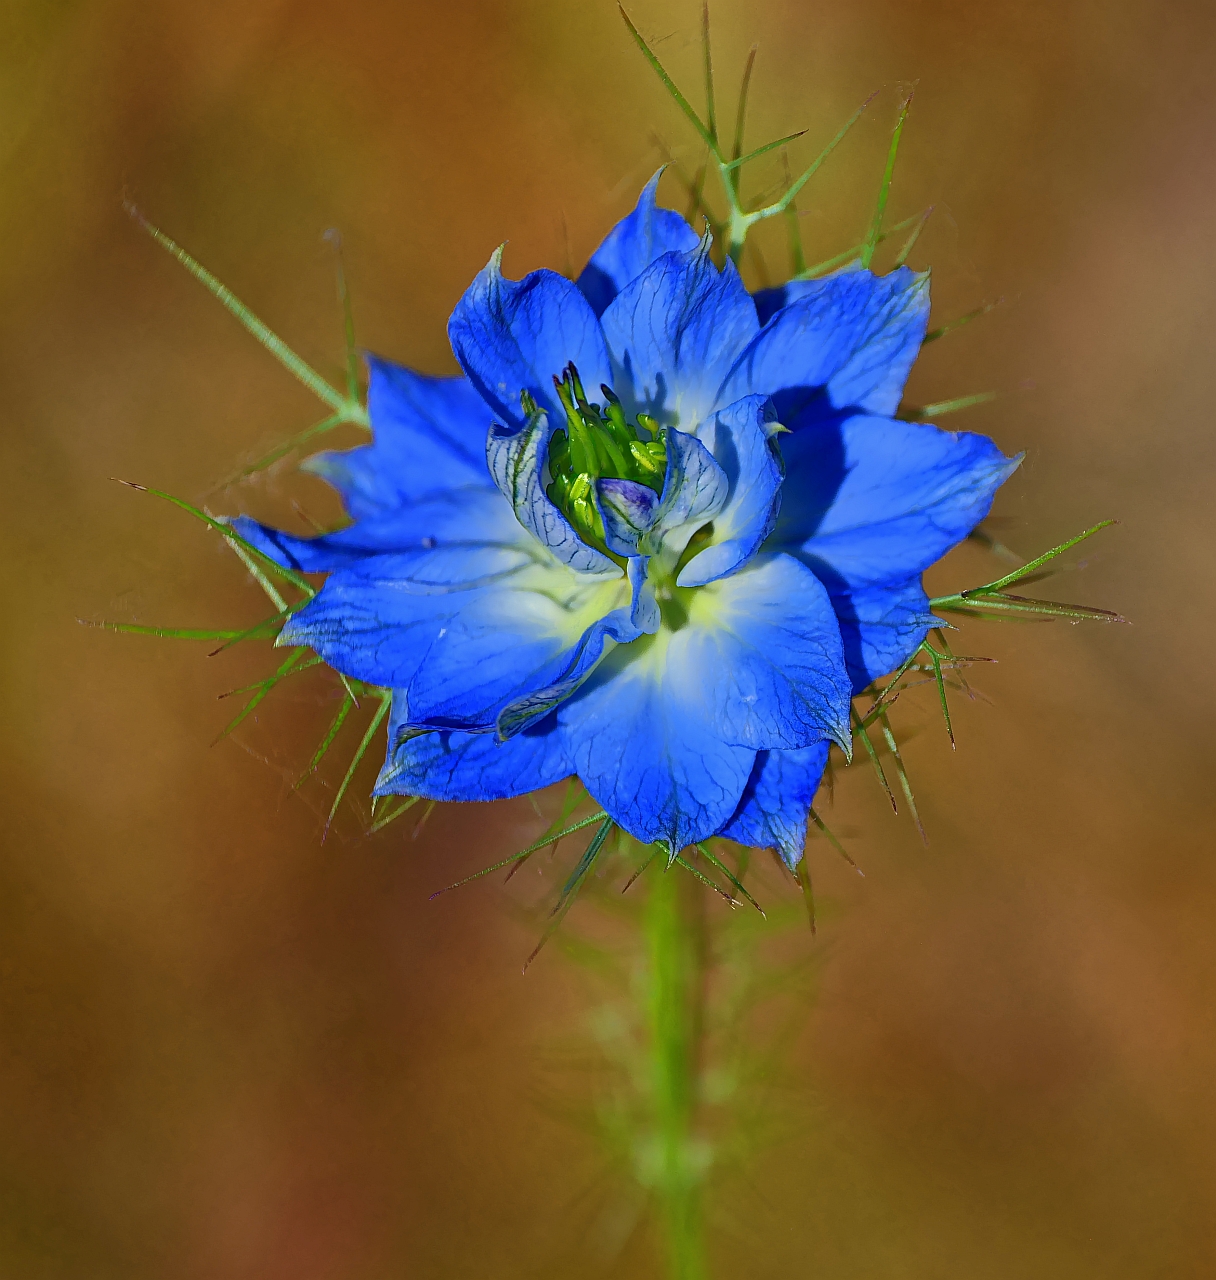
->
543;363;669;550
629;441;665;474
549;430;571;474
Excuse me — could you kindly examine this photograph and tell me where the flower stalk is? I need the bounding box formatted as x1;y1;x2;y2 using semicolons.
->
646;861;709;1280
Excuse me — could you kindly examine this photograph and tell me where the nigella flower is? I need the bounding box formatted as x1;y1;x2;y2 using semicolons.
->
235;173;1017;863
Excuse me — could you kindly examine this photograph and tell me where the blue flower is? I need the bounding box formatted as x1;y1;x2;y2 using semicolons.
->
236;172;1018;864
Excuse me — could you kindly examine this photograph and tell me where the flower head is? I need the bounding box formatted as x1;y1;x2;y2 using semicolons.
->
236;173;1017;863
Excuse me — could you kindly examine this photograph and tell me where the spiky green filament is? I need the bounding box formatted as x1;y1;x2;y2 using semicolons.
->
861;90;912;269
125;204;368;429
620;4;877;265
523;816;616;972
930;520;1125;622
543;363;667;546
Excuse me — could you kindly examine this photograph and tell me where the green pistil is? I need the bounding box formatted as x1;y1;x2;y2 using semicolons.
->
542;363;668;548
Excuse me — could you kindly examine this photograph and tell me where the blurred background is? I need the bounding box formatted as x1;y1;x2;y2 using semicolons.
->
4;0;1216;1275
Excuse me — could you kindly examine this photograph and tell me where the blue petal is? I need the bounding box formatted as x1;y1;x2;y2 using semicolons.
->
597;478;660;556
716;743;829;868
556;551;852;851
827;577;938;692
774;413;1020;589
720;266;930;425
493;557;660;737
671;552;852;752
279;555;637;733
600;239;759;431
652;427;727;542
639;427;728;561
486;408;621;577
675;395;783;587
494;615;637;738
576;170;701;317
597;422;734;558
751;265;878;324
306;358;492;516
751;284;798;328
448;248;612;429
375;695;571;800
559;634;757;853
626;553;661;635
230;485;526;576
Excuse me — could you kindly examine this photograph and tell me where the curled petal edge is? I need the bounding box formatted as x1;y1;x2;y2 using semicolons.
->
486;407;621;578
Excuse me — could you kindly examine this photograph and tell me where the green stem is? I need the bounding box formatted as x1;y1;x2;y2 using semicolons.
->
647;863;708;1280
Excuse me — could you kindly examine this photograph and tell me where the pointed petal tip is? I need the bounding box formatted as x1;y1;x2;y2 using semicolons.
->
642;165;667;197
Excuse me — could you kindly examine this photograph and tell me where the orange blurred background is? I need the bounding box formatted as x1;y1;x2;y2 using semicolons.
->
4;0;1216;1275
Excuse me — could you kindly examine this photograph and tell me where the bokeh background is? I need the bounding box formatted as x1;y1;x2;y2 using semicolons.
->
4;0;1216;1275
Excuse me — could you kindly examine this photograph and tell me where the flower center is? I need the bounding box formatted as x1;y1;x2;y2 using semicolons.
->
542;363;667;546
